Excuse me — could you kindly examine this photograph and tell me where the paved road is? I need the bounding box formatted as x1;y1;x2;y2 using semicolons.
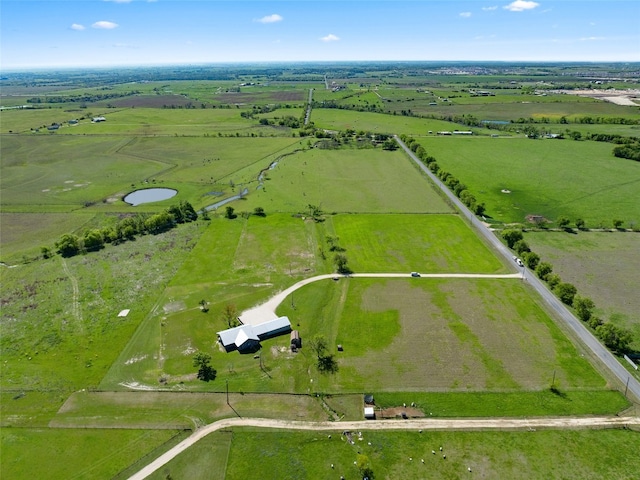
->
128;414;640;480
395;135;640;403
239;272;521;326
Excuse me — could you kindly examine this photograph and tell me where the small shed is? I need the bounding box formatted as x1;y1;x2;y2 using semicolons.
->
364;407;375;419
290;330;302;350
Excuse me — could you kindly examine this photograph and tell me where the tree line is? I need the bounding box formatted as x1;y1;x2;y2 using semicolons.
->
501;228;634;355
49;200;198;259
400;135;486;216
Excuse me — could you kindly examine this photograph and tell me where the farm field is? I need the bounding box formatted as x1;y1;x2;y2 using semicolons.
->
239;147;453;214
525;231;640;351
419;136;640;226
0;428;187;480
1;63;639;480
217;428;640;480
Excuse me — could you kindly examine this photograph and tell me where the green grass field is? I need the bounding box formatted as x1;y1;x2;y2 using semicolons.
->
215;428;640;480
0;428;186;480
330;214;505;273
239;147;453;214
419;137;640;226
525;231;640;351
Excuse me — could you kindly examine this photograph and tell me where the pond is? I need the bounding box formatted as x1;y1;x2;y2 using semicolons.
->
123;188;177;206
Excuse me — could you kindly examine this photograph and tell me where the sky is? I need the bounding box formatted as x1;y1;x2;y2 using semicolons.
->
1;0;639;70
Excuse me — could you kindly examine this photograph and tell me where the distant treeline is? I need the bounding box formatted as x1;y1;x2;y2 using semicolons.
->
27;90;141;104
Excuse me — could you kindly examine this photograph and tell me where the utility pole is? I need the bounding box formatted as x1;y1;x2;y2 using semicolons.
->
226;379;229;406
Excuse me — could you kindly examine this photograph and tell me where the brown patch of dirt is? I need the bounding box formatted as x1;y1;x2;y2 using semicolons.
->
377;406;425;419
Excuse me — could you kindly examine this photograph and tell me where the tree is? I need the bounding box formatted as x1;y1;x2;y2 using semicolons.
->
573;296;595;322
513;239;530;256
225;206;237;219
41;246;52;259
557;216;571;230
83;229;104;252
523;251;540;269
55;233;80;257
382;138;398;150
222;304;239;328
308;335;338;374
554;282;577;306
613;218;624;230
535;261;553;280
501;229;523;249
253;206;266;217
546;273;561;289
193;352;217;382
357;454;374;480
333;253;352;274
595;323;632;353
575;218;585;230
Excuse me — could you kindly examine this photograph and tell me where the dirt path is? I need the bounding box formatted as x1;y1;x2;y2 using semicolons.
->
60;257;82;329
238;272;521;325
128;414;639;480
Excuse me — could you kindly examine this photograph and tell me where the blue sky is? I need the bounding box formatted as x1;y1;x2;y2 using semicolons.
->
1;0;638;69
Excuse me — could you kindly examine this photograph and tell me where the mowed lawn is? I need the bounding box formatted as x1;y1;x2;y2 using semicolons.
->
308;278;607;393
331;214;507;273
420;137;640;226
525;231;640;351
240;147;453;214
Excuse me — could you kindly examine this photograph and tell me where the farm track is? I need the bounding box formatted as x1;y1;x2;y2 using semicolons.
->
128;414;640;480
60;257;82;329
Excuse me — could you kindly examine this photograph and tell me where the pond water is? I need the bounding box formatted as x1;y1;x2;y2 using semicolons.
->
123;188;177;206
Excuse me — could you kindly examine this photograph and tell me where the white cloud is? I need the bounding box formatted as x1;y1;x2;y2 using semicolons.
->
460;12;472;18
103;0;133;3
580;36;605;41
504;1;540;12
71;23;85;31
92;21;119;29
257;14;283;24
482;6;498;11
320;34;340;42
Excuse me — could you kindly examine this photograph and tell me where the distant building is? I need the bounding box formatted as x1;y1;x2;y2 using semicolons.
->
217;316;292;353
92;116;106;123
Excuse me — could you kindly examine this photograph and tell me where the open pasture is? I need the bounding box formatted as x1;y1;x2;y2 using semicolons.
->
525;231;640;351
239;147;453;214
308;278;607;393
219;428;640;480
0;134;170;210
0;427;185;480
65;107;296;136
331;214;506;273
0;212;96;261
310;108;479;136
421;137;640;225
0;222;205;404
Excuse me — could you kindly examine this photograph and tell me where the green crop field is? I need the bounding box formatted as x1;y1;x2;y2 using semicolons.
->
419;137;640;226
525;231;640;351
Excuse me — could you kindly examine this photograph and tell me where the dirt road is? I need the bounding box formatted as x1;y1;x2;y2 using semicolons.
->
128;414;639;479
